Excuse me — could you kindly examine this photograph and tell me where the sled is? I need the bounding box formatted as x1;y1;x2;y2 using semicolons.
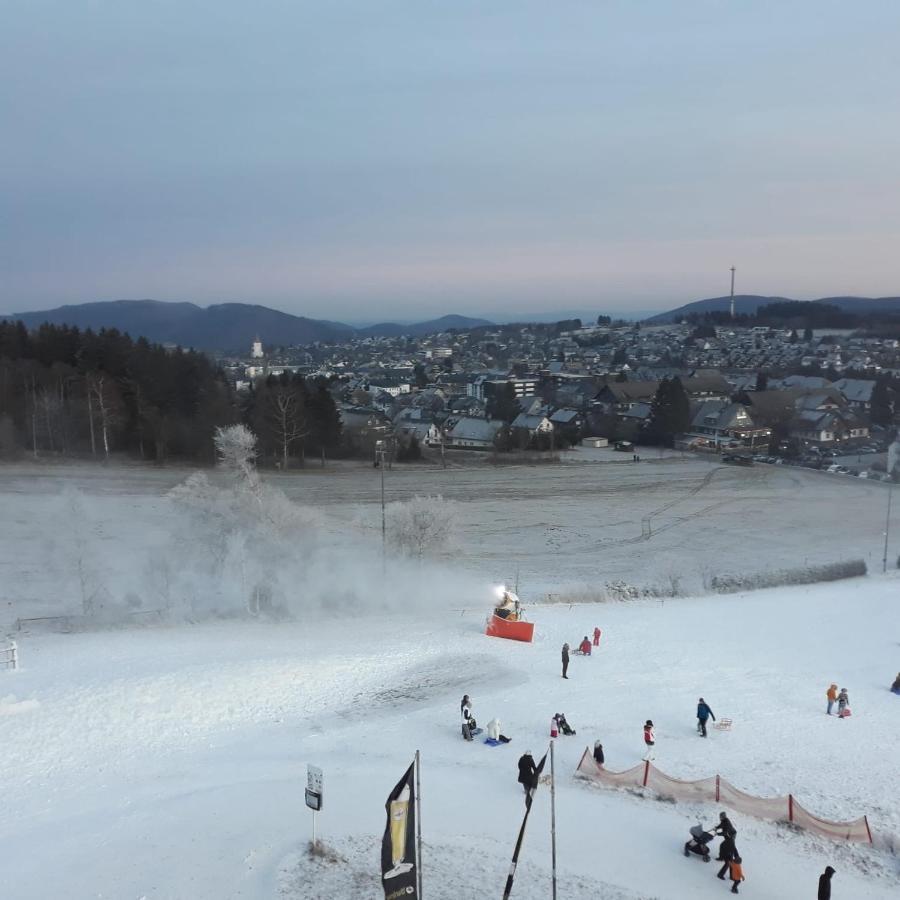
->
838;708;852;718
485;614;534;643
714;718;733;731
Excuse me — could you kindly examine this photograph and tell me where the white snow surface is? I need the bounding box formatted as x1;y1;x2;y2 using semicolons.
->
1;460;899;899
2;581;899;899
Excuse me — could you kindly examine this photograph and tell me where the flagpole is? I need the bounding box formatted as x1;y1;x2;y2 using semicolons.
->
415;749;423;898
550;741;557;900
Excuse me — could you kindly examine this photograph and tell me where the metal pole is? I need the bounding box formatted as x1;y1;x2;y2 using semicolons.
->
380;453;386;551
312;809;317;849
415;749;423;898
730;266;736;320
550;740;557;900
883;480;894;574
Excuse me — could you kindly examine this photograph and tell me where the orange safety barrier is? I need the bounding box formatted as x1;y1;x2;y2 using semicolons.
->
575;749;872;844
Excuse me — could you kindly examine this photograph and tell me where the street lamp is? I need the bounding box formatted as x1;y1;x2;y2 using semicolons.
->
375;439;387;556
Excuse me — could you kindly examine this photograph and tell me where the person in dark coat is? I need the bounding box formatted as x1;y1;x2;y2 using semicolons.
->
696;697;716;737
517;751;537;800
716;832;737;880
817;866;835;899
561;643;570;679
592;741;604;766
715;811;736;839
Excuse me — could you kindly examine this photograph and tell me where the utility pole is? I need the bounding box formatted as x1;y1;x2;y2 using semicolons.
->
883;479;894;574
375;439;387;569
550;739;558;900
730;266;736;320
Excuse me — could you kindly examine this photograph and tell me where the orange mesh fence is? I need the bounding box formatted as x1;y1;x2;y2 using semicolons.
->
644;766;718;803
575;750;645;789
791;798;872;844
718;778;789;822
574;749;872;844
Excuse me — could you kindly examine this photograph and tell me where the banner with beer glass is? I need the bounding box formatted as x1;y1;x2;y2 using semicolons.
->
381;760;419;900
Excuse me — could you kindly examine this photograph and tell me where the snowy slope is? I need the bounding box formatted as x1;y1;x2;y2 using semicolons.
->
2;579;898;899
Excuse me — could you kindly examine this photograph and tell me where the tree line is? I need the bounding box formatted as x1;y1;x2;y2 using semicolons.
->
687;301;900;331
0;320;344;466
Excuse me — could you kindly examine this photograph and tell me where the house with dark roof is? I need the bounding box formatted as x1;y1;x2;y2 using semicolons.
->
832;378;876;411
442;416;503;449
594;381;660;414
684;400;770;449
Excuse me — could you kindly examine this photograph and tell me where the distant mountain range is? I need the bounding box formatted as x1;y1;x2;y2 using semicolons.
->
646;295;900;324
0;300;493;351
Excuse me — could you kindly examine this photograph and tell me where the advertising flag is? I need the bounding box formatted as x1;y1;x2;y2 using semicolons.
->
381;761;418;900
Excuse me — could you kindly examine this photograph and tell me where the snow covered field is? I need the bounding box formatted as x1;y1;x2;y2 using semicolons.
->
1;459;899;899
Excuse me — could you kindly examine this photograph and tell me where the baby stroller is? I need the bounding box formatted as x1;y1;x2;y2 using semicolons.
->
684;824;714;862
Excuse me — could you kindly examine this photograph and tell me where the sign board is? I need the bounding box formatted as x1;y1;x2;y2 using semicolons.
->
306;764;323;811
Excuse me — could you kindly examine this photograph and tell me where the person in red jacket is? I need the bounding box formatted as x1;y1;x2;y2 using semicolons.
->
642;720;656;760
578;636;592;655
592;626;602;647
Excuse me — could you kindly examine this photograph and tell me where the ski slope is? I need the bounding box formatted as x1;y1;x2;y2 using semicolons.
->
2;577;898;899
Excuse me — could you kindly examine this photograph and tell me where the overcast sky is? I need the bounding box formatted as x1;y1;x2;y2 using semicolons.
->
2;1;899;322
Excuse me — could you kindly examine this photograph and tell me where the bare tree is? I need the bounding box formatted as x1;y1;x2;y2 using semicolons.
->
86;374;119;460
265;385;308;469
386;495;458;559
64;489;108;615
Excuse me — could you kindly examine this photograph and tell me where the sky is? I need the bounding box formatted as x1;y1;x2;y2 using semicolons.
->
2;1;900;323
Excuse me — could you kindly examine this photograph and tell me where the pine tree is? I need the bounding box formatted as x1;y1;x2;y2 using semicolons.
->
486;382;519;423
870;378;894;427
646;377;690;447
307;381;343;465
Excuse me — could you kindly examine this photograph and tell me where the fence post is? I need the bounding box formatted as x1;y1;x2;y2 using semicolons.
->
642;761;650;787
788;794;794;823
715;774;720;802
864;815;873;844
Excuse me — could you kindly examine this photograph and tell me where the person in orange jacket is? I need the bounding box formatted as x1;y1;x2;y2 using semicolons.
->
826;683;838;715
592;626;602;647
728;855;745;894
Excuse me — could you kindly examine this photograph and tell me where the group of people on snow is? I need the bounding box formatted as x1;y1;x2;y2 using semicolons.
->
460;694;510;744
560;627;602;675
465;623;850;895
825;684;850;717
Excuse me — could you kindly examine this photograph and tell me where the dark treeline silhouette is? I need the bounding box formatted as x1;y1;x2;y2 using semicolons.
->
0;320;236;461
687;301;900;331
0;321;346;467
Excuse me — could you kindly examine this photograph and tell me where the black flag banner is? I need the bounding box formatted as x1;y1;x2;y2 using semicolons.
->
381;761;418;900
502;748;548;900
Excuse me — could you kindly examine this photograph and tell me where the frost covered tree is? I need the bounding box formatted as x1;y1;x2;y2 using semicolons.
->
214;424;258;483
386;495;457;559
168;427;322;617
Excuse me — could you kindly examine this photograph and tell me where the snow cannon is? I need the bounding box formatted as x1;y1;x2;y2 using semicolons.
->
485;587;535;643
